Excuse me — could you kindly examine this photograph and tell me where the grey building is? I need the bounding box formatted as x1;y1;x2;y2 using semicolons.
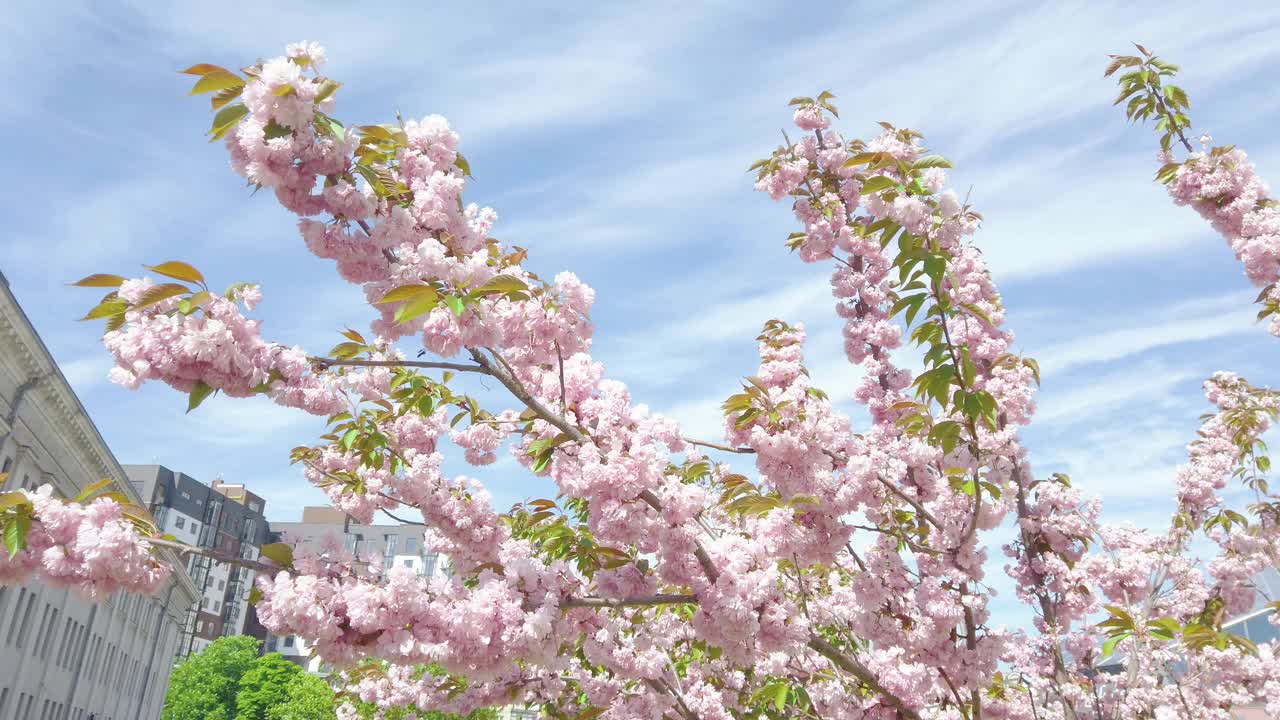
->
0;270;200;720
125;465;270;658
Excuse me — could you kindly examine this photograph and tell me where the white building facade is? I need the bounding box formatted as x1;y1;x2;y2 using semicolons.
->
0;271;200;720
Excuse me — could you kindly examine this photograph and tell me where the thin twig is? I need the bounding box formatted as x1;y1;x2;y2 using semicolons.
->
563;594;697;609
380;508;426;526
683;437;755;454
148;536;281;575
554;340;567;411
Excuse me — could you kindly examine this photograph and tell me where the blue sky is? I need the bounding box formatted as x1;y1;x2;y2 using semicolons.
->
4;2;1280;620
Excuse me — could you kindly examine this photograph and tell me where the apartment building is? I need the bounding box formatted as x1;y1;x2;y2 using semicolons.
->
125;464;270;657
0;270;200;720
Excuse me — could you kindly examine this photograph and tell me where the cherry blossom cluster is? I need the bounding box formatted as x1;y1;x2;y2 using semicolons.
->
0;485;169;598
1163;137;1280;336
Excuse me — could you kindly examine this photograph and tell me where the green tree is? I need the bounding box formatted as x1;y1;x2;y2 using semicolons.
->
235;652;306;720
162;636;261;720
265;672;336;720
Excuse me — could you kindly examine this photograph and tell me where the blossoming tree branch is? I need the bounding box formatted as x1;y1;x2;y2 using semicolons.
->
2;41;1278;719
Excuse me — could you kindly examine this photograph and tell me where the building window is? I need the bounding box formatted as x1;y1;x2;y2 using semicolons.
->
191;521;200;535
403;559;413;568
249;501;261;513
284;636;294;648
201;598;208;609
174;516;185;529
213;601;220;612
218;580;225;591
180;490;191;500
406;537;419;554
422;553;438;578
344;534;357;552
384;534;398;557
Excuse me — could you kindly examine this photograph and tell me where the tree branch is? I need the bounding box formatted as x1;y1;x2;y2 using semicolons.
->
380;508;426;526
684;437;755;454
639;489;720;583
470;349;589;445
148;536;282;575
310;357;490;374
554;340;567;411
806;635;922;720
562;593;697;609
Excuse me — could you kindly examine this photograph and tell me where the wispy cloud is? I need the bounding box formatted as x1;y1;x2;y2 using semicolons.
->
186;395;324;448
1033;361;1197;426
1034;291;1258;375
56;355;112;392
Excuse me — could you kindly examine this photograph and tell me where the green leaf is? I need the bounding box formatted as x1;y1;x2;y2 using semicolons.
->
377;284;437;304
189;70;244;96
314;111;345;141
314;79;342;103
80;299;128;321
4;510;31;559
1024;357;1041;386
774;683;788;712
74;478;115;504
1146;617;1181;641
444;295;466;316
1101;631;1129;658
187;381;216;413
134;283;190;310
911;154;953;170
146;261;205;286
247;586;263;605
263;120;293;140
0;492;32;511
179;290;211;315
473;274;528;296
180;63;233;77
69;274;126;288
340;428;359;450
208;103;249;142
532;450;553;474
210;86;242;111
861;176;896;194
455;152;472;177
259;542;294;568
395;292;440;325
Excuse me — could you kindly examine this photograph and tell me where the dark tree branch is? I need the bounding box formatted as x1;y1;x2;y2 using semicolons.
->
310;357;490;374
563;594;697;609
807;635;922;720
